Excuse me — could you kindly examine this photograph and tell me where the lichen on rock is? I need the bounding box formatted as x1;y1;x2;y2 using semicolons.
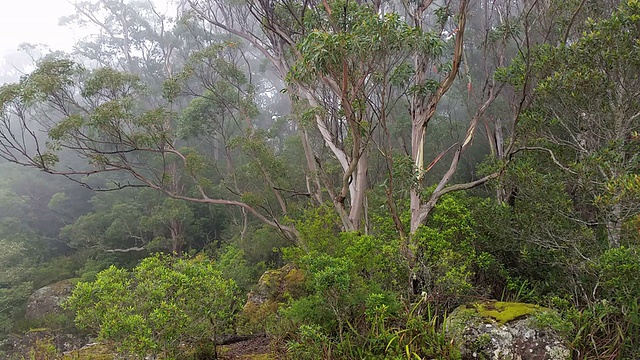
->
238;264;305;334
446;301;570;360
6;279;90;359
25;279;77;320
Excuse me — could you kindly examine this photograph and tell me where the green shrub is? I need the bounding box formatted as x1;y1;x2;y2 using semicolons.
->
586;246;640;358
215;244;264;293
286;324;332;360
278;230;465;359
413;194;479;306
597;246;640;304
65;254;239;359
281;196;476;358
293;203;343;254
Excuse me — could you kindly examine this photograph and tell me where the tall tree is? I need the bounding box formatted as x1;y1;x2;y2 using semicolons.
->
0;54;300;241
512;0;640;248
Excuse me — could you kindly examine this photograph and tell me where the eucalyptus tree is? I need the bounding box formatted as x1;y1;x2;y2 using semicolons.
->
60;0;184;82
39;1;303;246
168;42;306;241
510;0;640;248
54;0;202;252
0;51;300;244
286;3;437;232
186;0;468;235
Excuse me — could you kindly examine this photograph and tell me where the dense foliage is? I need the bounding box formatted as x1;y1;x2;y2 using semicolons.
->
0;0;638;358
66;254;239;358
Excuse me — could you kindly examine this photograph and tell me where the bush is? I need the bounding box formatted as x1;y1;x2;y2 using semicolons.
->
585;246;640;358
214;244;264;293
597;246;640;305
65;254;239;358
413;194;479;307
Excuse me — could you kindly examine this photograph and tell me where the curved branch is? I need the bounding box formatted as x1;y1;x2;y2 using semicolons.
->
513;146;577;174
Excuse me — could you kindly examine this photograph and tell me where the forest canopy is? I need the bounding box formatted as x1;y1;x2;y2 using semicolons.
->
0;0;638;358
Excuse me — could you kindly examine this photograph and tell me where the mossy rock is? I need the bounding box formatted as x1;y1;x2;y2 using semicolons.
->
25;279;76;320
238;264;305;334
251;264;305;303
473;301;540;325
7;328;89;359
62;343;115;359
446;301;570;360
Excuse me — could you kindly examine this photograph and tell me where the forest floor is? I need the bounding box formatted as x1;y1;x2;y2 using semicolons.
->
219;335;276;359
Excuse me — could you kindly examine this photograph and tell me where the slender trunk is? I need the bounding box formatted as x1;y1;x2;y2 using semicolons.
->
120;0;134;73
170;219;183;256
335;200;356;232
409;89;428;234
167;158;185;257
409;188;422;235
305;92;358;231
606;203;622;248
300;128;323;204
240;209;249;244
493;118;509;203
349;153;368;230
257;160;288;214
408;83;426;260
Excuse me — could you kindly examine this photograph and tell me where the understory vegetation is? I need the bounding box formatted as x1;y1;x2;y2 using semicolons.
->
0;0;638;358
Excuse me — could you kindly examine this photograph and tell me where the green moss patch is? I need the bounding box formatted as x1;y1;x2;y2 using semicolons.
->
242;354;274;359
473;301;541;325
26;327;51;333
256;264;305;301
62;343;115;359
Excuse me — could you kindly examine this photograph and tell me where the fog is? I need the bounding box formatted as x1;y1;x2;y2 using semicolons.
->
0;0;77;55
0;0;637;357
0;0;175;83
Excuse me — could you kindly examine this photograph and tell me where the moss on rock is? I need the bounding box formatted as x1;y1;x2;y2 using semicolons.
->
446;301;570;360
474;301;540;325
238;264;306;334
62;343;114;359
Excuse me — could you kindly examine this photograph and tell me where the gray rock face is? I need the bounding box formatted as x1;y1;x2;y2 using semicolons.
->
6;279;90;358
25;279;75;319
8;329;89;357
446;301;570;360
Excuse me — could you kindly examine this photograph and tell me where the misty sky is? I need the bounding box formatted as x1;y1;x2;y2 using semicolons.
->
0;0;77;54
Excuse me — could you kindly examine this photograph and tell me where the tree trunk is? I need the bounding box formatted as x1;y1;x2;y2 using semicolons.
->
170;218;184;256
606;203;622;248
300;128;324;205
349;153;368;230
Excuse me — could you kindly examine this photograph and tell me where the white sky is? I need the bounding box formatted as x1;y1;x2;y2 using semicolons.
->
0;0;78;54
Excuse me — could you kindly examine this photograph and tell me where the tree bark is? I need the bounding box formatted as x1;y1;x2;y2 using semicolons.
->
349;154;368;230
606;203;622;248
409;0;468;234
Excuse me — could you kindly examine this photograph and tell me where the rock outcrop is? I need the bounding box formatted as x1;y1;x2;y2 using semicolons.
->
446;301;570;360
25;279;75;320
8;329;89;359
8;279;90;358
238;264;305;334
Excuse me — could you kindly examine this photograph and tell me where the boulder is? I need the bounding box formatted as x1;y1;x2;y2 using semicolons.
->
7;329;90;359
238;264;305;334
25;279;75;320
446;301;570;360
6;279;90;358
